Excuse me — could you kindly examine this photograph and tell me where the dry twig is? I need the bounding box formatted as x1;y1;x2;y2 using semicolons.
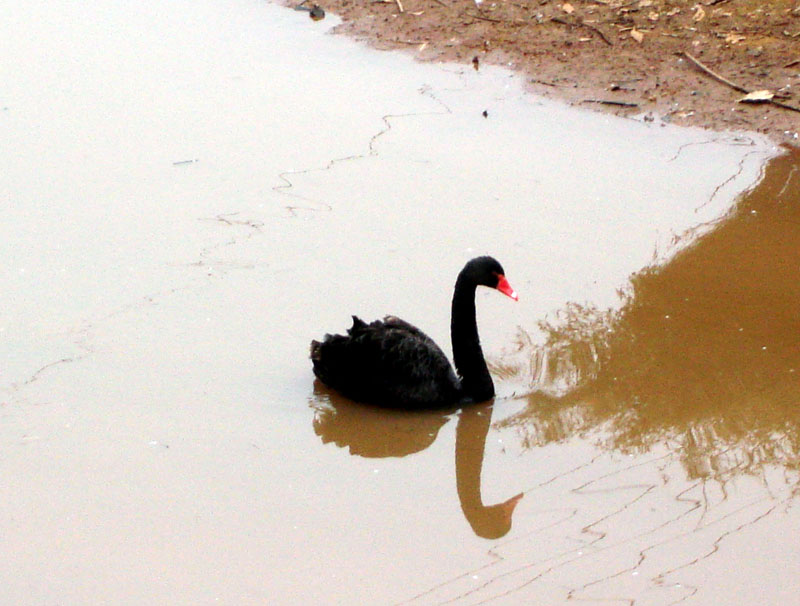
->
582;99;639;107
683;51;800;114
682;51;748;93
551;16;613;46
463;11;502;22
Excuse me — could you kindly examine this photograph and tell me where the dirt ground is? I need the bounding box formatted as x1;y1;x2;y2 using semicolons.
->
291;0;800;145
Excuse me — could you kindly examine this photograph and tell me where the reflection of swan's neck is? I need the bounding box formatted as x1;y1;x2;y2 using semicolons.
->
451;275;493;402
455;405;522;539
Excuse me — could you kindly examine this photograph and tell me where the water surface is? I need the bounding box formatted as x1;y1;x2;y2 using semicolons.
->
1;1;795;604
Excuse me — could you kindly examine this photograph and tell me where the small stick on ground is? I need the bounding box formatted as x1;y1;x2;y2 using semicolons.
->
582;99;639;107
682;51;748;93
580;21;613;45
531;78;561;87
683;51;800;114
464;11;502;22
767;99;800;114
395;0;404;12
551;16;613;45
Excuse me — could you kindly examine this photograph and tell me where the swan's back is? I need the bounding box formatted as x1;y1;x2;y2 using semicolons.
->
310;316;460;408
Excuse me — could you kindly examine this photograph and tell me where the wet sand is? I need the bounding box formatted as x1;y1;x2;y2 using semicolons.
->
1;1;797;604
291;0;800;147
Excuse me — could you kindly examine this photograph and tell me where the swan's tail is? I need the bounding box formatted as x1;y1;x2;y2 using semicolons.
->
309;339;323;361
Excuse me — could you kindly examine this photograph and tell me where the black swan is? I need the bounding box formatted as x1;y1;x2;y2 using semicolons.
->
310;256;518;408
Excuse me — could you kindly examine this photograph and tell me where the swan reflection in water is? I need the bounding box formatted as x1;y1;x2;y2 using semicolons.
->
311;384;523;539
498;147;800;484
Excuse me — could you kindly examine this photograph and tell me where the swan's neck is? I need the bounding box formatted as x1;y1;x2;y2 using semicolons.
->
451;275;494;402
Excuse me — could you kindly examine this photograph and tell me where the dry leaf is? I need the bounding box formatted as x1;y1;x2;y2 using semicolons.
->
724;33;745;44
693;4;706;21
648;10;659;21
630;27;645;43
638;0;652;6
562;3;575;14
666;7;681;16
739;90;774;103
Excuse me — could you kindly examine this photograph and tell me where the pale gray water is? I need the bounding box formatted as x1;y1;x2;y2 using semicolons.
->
2;1;794;604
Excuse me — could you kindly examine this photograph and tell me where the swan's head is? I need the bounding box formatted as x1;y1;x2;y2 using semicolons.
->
463;256;519;301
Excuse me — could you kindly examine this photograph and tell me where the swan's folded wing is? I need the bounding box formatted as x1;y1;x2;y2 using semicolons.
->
313;318;459;408
359;325;460;407
379;315;440;348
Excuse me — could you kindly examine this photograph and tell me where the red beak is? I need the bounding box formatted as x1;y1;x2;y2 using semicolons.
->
496;275;519;301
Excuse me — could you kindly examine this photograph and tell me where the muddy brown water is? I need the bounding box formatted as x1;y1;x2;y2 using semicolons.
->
1;1;797;604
